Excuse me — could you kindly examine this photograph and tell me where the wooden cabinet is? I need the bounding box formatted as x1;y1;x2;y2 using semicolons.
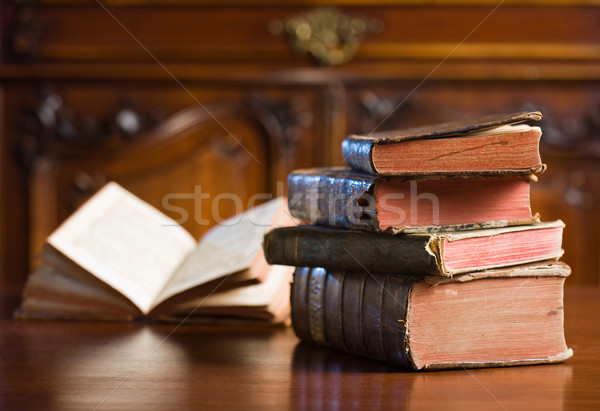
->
1;1;599;289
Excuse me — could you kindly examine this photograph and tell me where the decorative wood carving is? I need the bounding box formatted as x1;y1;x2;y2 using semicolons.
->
246;94;312;168
523;102;600;151
20;86;163;167
357;90;406;133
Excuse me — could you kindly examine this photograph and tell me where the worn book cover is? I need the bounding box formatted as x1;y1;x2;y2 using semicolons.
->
263;222;564;276
287;167;539;233
291;262;573;370
342;111;545;176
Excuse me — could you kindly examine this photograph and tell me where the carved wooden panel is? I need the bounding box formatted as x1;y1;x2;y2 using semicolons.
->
2;1;600;290
25;87;318;270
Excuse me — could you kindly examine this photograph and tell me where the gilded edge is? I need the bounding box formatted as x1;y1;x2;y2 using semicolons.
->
307;268;327;344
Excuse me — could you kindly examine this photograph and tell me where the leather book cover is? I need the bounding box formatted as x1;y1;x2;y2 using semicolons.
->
342;111;544;176
263;225;439;275
287;167;378;232
286;167;539;234
291;262;572;370
264;222;564;276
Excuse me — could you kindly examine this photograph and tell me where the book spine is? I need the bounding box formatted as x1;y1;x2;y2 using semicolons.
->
263;226;439;275
287;170;379;231
291;267;417;369
341;137;377;175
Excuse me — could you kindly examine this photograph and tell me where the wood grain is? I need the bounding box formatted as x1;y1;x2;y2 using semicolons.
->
0;286;598;410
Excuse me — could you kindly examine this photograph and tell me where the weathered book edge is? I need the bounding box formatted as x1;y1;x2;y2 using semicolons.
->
343;136;547;176
286;167;541;233
420;349;574;371
291;263;571;370
287;168;377;232
342;138;377;175
367;165;547;179
263;223;564;276
291;267;416;369
342;111;543;175
346;111;543;144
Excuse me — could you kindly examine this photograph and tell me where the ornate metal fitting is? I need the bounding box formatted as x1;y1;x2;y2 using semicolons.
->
270;7;383;66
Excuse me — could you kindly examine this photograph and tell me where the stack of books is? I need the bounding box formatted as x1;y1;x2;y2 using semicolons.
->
264;111;573;370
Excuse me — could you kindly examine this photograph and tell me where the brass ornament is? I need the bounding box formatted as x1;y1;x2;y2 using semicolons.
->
270;7;383;66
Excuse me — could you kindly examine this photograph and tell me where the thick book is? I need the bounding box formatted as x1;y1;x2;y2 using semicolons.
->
287;167;538;234
291;262;573;370
342;111;545;176
263;222;564;276
16;182;295;325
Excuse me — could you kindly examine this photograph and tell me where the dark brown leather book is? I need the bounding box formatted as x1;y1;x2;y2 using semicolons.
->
291;262;573;370
264;222;565;277
342;111;545;176
287;167;539;234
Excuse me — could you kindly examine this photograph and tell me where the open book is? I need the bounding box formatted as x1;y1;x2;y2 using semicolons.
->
16;182;296;325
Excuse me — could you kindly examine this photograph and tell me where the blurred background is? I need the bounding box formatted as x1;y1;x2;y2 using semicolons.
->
0;0;598;292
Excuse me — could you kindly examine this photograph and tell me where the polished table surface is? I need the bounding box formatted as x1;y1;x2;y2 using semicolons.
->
1;286;599;411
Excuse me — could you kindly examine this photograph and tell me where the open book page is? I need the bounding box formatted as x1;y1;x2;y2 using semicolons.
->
24;265;137;314
155;197;288;305
162;265;293;323
47;182;197;314
171;265;293;310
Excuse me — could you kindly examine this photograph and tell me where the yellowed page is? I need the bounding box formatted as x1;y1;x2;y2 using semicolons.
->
173;265;293;310
47;182;196;314
25;265;137;312
156;197;286;304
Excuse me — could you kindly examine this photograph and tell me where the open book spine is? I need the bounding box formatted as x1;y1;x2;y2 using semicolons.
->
291;267;416;369
264;226;439;275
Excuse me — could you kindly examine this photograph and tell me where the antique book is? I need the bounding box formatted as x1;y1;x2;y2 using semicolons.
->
287;167;538;234
263;221;564;276
291;262;573;370
16;182;295;324
342;111;545;176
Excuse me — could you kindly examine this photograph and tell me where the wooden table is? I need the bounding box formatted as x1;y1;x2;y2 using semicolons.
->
1;286;598;410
